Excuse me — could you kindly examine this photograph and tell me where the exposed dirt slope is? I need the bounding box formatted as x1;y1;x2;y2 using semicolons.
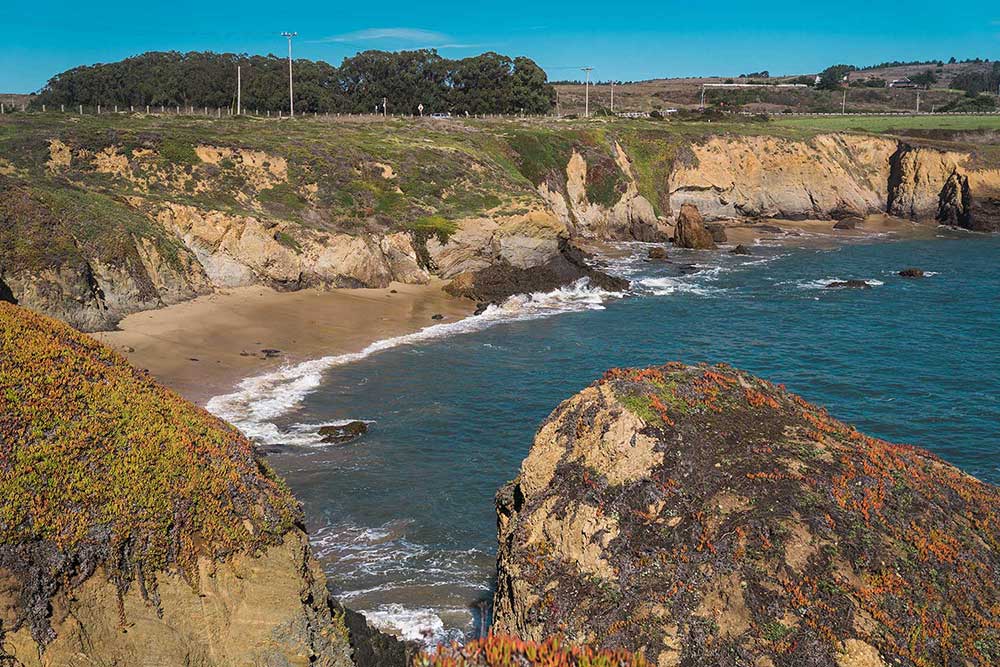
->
493;363;1000;667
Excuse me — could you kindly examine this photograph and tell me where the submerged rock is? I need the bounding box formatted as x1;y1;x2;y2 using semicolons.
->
898;267;925;278
729;244;752;255
648;246;669;260
833;218;860;230
826;279;871;289
493;362;999;667
672;204;717;249
319;421;369;444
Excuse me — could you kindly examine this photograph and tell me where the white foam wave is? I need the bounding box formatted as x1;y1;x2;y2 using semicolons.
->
206;278;621;442
787;277;885;290
361;604;466;644
638;275;720;296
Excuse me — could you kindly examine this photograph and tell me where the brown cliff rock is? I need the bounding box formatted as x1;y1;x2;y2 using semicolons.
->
672;204;717;249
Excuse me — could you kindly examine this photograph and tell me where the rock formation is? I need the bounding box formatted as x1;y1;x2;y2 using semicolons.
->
672;204;717;249
0;302;359;666
493;363;1000;667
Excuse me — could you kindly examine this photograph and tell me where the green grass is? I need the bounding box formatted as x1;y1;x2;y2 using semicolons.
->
772;114;1000;134
404;215;458;244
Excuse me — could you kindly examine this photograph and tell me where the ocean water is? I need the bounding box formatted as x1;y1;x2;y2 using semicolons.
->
208;229;1000;644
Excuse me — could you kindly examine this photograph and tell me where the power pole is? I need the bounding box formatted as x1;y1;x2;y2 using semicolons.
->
281;32;297;117
383;97;387;117
700;85;706;109
236;65;242;116
581;67;593;117
916;91;921;114
611;81;615;114
842;89;847;114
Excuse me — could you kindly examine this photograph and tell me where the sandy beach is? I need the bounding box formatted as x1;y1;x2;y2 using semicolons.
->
94;280;475;405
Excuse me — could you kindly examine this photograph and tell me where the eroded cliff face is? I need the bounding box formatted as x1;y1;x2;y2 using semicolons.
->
493;363;1000;667
0;303;356;666
668;134;1000;228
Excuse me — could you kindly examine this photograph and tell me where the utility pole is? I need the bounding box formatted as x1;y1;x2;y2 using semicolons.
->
383;97;387;117
237;65;242;116
610;81;615;114
842;89;847;114
581;67;593;117
700;85;706;109
916;91;921;114
281;32;297;117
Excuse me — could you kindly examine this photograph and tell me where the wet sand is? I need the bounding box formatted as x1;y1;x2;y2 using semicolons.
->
94;280;475;405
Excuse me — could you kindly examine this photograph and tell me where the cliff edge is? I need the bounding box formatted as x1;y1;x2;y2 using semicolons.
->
493;363;1000;667
0;302;354;666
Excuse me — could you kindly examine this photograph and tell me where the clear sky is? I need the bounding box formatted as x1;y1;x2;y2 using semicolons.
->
3;1;997;93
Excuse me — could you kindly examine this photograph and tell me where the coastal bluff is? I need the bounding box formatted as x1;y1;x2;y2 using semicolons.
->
2;114;999;332
492;363;1000;667
0;302;358;666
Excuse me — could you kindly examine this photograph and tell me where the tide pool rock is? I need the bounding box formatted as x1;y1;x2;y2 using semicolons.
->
493;362;999;667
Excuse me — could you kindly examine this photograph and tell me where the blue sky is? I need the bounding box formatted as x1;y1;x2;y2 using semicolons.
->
3;1;997;93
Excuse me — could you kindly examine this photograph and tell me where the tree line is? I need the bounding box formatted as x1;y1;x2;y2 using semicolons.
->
30;50;556;115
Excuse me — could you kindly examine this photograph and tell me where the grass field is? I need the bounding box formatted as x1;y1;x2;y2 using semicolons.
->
771;114;1000;133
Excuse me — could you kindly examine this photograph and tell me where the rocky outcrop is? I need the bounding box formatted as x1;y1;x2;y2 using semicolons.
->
0;181;212;331
493;363;999;667
672;204;716;249
536;145;669;243
444;239;628;305
0;303;360;666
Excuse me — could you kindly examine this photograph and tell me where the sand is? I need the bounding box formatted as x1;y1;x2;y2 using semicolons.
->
94;280;475;405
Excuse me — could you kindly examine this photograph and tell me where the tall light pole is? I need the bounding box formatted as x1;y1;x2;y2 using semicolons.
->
581;67;593;117
281;32;297;117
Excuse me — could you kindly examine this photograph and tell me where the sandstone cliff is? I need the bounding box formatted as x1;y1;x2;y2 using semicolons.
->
493;363;1000;667
0;302;359;666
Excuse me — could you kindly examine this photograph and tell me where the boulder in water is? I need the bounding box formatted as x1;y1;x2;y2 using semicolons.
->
673;204;717;249
319;421;369;444
826;279;870;289
899;267;925;278
833;218;860;230
647;246;669;260
729;244;752;255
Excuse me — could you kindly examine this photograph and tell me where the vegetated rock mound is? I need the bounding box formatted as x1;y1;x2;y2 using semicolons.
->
0;302;354;666
493;363;1000;667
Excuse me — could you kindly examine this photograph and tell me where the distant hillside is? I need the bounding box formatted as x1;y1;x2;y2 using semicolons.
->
30;50;556;115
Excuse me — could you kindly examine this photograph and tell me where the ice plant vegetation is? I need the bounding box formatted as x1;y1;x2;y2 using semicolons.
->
0;302;301;646
415;635;648;667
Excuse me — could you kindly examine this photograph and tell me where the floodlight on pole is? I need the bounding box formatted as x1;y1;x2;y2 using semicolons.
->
581;67;593;117
281;32;298;117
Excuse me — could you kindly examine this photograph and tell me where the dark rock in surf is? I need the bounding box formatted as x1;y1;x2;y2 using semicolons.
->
898;268;925;278
647;246;669;260
431;313;444;320
444;238;628;305
319;421;368;444
826;279;871;289
729;244;752;255
261;348;282;358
